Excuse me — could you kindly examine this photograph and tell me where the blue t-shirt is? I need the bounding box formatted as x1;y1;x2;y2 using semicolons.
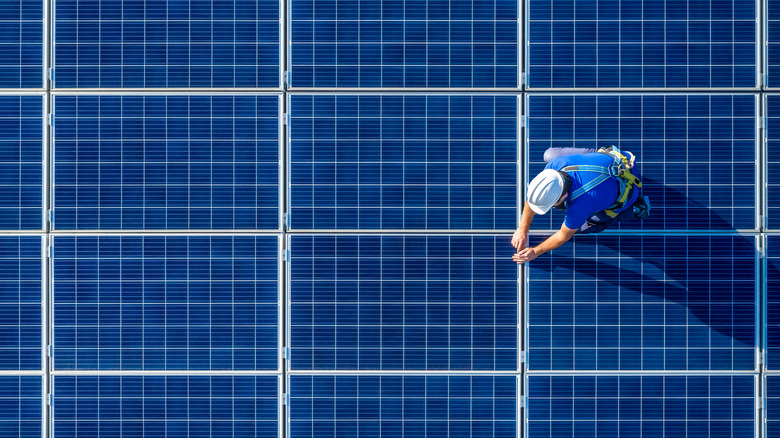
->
545;153;621;229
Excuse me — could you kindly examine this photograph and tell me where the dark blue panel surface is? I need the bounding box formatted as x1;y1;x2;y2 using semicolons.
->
528;375;756;437
767;375;780;436
527;235;756;371
528;0;757;88
0;96;42;230
766;236;780;369
289;0;517;88
527;94;757;231
766;96;780;229
53;375;278;437
767;0;780;87
52;236;279;370
289;235;517;371
0;236;41;370
0;376;42;438
0;0;43;88
289;95;517;230
54;0;280;88
52;95;280;230
289;375;516;438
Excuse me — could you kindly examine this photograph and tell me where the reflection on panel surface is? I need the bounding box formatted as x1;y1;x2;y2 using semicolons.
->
527;375;755;437
54;0;280;88
527;94;757;231
527;235;756;371
0;95;42;230
52;95;280;230
0;236;41;370
289;235;518;371
289;375;516;438
289;95;517;230
53;375;279;438
289;0;517;88
528;0;756;88
52;236;279;370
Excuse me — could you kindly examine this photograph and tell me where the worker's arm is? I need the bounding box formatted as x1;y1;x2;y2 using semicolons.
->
511;201;536;250
513;223;577;264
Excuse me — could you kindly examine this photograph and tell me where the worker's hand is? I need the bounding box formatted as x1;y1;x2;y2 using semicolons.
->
513;247;538;264
511;229;527;251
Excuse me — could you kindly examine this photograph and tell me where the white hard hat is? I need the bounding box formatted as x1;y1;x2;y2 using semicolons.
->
527;169;564;215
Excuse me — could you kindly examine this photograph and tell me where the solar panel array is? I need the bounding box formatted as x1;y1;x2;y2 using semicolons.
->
2;0;780;435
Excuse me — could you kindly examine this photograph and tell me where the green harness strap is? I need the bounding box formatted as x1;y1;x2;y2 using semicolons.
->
561;147;642;218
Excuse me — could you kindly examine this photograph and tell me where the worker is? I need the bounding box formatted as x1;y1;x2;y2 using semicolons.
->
512;146;650;264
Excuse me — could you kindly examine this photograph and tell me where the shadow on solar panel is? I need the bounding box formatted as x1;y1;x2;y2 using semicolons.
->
530;177;756;351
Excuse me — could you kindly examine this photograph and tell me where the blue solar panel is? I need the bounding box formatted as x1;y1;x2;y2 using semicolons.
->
0;0;43;88
53;375;279;437
0;376;42;438
767;375;780;436
289;235;517;371
52;95;280;230
527;375;756;437
765;96;780;229
527;94;757;231
52;235;279;370
767;0;780;87
289;375;516;438
0;236;41;371
53;0;280;88
767;236;780;369
527;235;756;371
289;95;517;230
0;95;42;230
528;0;757;88
289;0;517;88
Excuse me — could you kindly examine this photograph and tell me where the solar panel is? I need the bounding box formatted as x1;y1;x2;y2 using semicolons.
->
51;235;279;370
527;235;756;371
767;375;780;436
0;376;42;438
289;95;517;230
767;0;780;87
52;95;280;230
0;0;43;88
0;236;41;371
528;0;757;88
766;95;780;229
0;95;43;230
526;94;758;231
52;375;279;437
53;0;280;88
289;235;518;371
288;0;517;88
527;375;756;437
288;375;516;438
767;236;780;369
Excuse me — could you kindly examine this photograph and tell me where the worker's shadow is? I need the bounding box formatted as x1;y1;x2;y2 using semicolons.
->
528;176;758;351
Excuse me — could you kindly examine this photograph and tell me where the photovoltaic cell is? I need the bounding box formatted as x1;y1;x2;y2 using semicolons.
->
527;375;756;437
289;0;517;88
288;375;516;438
767;375;780;436
289;235;517;371
0;0;42;88
767;0;780;87
527;94;757;231
0;376;42;438
0;236;41;371
528;0;757;88
52;95;280;230
52;236;279;371
53;375;279;438
766;236;780;369
527;235;756;371
765;95;780;229
53;0;280;88
0;95;42;230
289;95;517;230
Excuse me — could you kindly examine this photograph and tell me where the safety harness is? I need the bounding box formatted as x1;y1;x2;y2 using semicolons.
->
560;146;642;218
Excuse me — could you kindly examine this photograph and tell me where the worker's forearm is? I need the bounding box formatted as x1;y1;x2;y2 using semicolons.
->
533;230;572;256
518;201;535;232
